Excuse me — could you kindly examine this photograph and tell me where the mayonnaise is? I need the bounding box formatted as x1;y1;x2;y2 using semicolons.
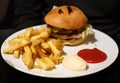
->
62;54;88;71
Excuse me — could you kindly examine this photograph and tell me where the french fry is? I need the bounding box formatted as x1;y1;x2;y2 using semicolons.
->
24;27;33;40
36;57;55;70
47;39;64;64
36;46;55;70
41;42;51;54
41;41;50;49
22;53;27;66
47;39;61;56
35;58;50;70
52;39;63;51
36;45;47;58
3;39;30;54
33;64;42;69
30;28;43;36
17;32;24;38
31;39;43;47
13;50;20;59
30;31;49;42
8;38;24;46
23;45;34;69
42;56;55;69
30;46;37;55
49;53;63;64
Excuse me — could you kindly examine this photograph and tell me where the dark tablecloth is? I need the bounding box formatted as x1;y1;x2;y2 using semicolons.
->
0;29;120;83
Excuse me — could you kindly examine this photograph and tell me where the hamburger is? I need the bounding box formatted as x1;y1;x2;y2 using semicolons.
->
44;5;94;46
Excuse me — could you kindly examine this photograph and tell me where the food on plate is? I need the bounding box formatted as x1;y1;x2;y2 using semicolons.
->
77;48;107;63
44;5;94;46
62;54;88;71
3;26;64;70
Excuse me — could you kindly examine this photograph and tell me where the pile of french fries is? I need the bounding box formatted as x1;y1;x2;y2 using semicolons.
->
3;26;64;70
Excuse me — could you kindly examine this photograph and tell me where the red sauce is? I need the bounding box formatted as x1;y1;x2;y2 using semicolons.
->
77;48;107;63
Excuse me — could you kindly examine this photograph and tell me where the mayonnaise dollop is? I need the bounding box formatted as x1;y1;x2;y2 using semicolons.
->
62;55;88;71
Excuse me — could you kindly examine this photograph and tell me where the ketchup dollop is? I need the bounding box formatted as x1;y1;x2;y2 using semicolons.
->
77;48;107;63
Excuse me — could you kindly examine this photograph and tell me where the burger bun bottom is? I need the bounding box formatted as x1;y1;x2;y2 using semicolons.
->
62;36;88;46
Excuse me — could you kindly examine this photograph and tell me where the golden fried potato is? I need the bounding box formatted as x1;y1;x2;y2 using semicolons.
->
3;25;64;71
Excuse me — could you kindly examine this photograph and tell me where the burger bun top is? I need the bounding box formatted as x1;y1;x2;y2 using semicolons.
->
44;5;88;29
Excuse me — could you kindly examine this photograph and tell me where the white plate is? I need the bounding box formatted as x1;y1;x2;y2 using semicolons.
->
1;25;119;78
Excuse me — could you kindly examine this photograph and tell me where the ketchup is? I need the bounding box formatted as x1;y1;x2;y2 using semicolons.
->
77;48;107;63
